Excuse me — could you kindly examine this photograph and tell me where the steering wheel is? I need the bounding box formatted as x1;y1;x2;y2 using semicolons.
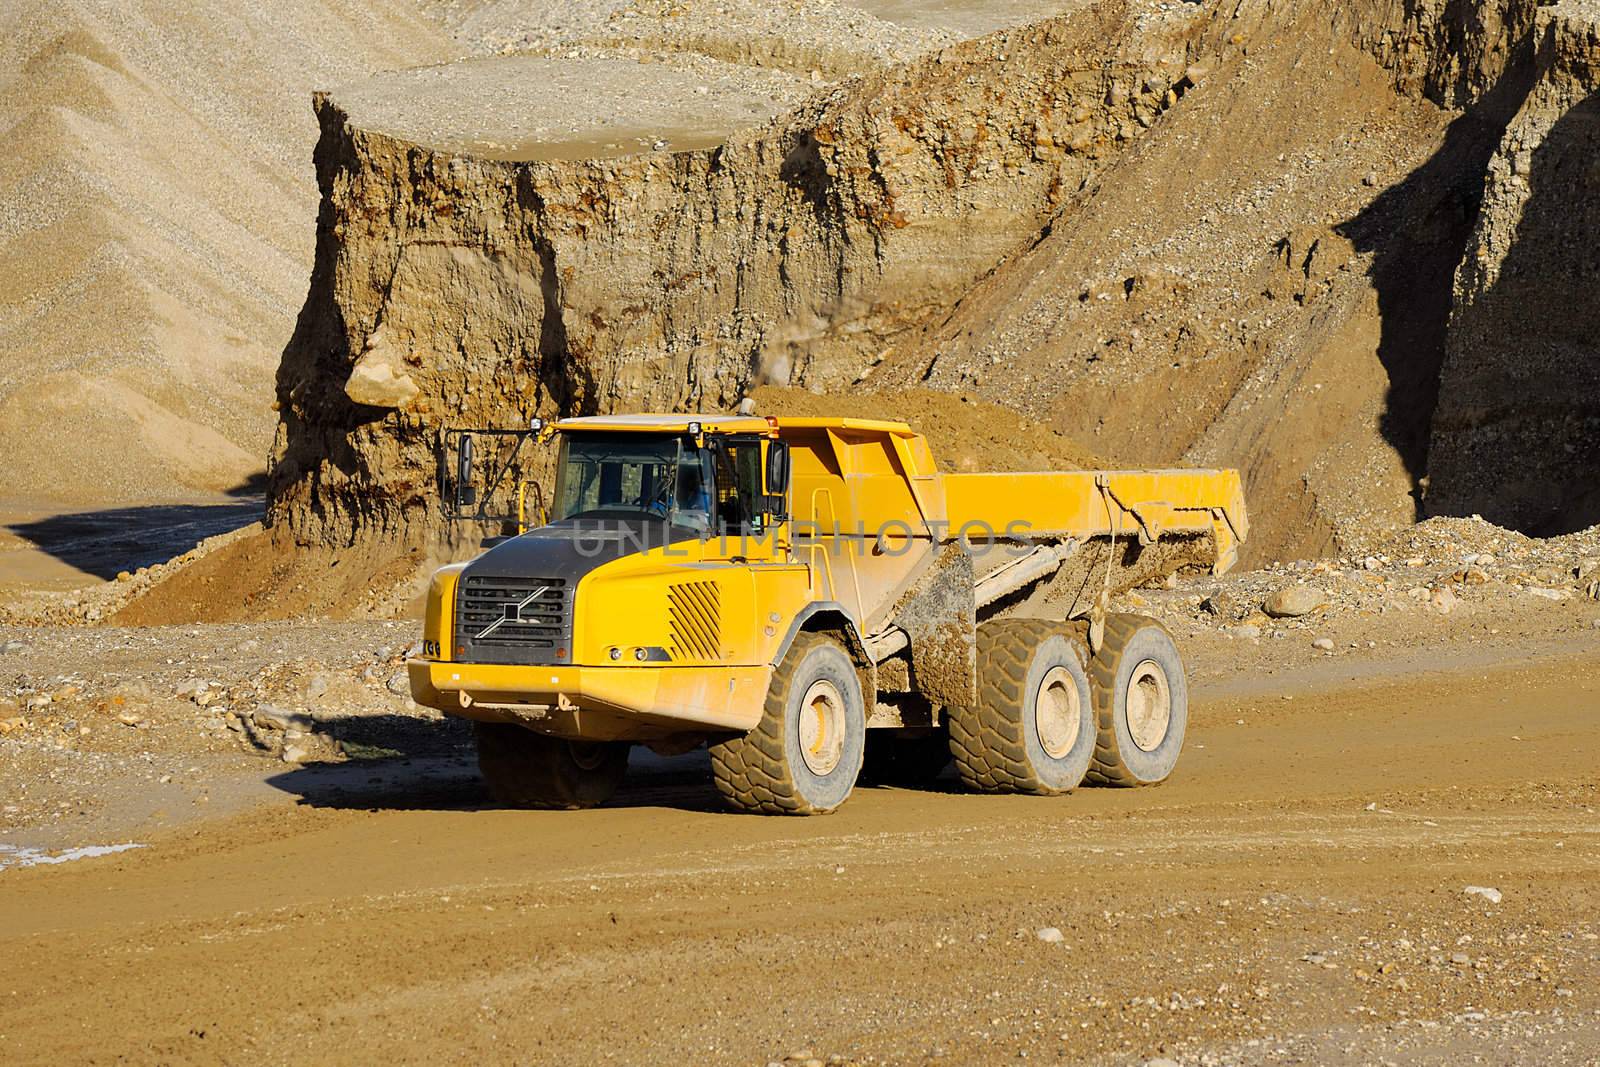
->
646;472;675;517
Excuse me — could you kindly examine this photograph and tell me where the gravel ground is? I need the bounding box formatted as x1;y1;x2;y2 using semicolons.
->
0;620;471;849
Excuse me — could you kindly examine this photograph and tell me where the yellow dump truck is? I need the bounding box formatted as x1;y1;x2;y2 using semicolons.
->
410;413;1247;814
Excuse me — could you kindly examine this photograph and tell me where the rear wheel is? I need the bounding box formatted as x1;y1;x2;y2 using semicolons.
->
948;619;1096;795
1087;613;1188;786
710;633;866;815
474;722;629;809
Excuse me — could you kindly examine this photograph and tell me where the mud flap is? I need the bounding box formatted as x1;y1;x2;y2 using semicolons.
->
889;545;977;707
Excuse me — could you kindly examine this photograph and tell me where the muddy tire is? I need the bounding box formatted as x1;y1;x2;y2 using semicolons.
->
710;633;866;815
474;722;629;810
862;730;952;786
1086;613;1188;787
948;619;1097;795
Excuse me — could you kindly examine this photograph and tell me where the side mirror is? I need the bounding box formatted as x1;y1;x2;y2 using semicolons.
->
765;440;790;495
455;435;477;508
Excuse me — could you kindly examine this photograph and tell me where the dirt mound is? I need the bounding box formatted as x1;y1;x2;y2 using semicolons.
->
0;0;452;507
878;5;1477;563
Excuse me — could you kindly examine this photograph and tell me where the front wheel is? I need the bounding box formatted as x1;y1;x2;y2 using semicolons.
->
474;722;629;809
710;633;866;815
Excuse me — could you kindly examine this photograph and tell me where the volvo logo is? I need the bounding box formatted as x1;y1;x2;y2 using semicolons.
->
475;585;551;640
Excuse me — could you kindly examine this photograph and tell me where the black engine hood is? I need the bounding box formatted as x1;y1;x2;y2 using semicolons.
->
466;517;700;578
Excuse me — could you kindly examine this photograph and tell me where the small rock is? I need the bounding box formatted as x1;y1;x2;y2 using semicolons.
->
1145;1060;1182;1067
0;716;24;735
282;745;310;764
1263;586;1329;618
1363;556;1381;571
1312;637;1335;651
1528;588;1569;602
386;670;410;696
253;704;297;732
116;711;143;727
1464;885;1502;904
1036;927;1065;944
1431;585;1459;614
1233;623;1262;640
0;639;30;654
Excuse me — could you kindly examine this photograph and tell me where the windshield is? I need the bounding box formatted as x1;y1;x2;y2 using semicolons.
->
551;433;713;531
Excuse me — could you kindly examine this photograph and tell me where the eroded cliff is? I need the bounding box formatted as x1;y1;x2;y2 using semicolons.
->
263;0;1594;577
1427;0;1600;535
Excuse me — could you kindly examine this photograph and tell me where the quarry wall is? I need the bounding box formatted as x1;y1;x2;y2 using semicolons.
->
265;0;1593;564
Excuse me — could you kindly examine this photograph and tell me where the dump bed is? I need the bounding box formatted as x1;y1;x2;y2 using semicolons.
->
940;469;1248;575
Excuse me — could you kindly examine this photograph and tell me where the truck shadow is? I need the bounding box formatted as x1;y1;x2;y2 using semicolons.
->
264;745;964;814
264;747;729;815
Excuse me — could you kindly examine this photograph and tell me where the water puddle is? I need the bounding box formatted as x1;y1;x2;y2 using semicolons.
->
0;842;145;871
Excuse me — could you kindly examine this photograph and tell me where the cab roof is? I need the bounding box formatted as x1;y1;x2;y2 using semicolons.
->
555;413;917;436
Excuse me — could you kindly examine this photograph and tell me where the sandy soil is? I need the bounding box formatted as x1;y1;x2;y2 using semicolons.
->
331;49;811;162
1;554;1597;1065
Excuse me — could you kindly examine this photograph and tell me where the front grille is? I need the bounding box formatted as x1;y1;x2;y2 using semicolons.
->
667;580;722;662
455;575;572;665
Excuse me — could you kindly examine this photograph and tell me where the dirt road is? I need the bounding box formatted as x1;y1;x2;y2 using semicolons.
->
2;644;1598;1066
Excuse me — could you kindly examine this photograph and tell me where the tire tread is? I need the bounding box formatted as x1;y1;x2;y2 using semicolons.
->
948;619;1083;796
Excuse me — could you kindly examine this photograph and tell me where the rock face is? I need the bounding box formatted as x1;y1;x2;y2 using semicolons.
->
268;1;1222;548
1428;1;1600;535
264;0;1596;568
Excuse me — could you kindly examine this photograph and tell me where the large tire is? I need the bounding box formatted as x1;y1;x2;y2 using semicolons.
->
862;730;952;787
1087;613;1188;787
474;722;630;809
710;633;866;815
948;619;1097;795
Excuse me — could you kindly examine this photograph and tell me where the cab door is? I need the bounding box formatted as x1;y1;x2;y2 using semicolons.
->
698;436;808;665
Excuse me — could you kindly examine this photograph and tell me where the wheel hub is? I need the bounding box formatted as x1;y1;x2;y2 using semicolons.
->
1034;665;1081;759
1127;659;1172;752
798;679;846;776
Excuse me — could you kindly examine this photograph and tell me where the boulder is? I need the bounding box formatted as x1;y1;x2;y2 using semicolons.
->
1263;586;1329;618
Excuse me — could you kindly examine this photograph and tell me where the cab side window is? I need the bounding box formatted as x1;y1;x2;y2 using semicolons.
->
713;438;764;535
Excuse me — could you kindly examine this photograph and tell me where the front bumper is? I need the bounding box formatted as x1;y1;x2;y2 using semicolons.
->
408;659;769;741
